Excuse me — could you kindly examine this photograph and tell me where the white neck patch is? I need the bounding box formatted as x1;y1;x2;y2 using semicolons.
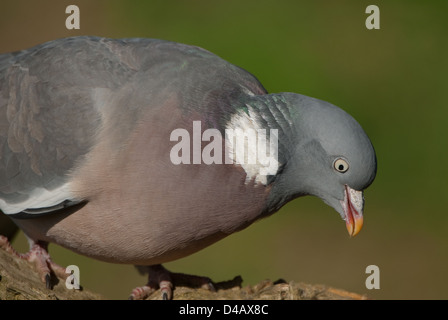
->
225;105;279;185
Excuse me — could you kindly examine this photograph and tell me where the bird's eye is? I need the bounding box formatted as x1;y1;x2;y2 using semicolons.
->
334;158;349;173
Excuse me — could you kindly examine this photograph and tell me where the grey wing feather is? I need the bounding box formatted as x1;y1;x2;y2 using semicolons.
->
0;36;139;215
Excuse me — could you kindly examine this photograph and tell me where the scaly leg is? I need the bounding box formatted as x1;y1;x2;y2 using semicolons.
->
0;235;68;288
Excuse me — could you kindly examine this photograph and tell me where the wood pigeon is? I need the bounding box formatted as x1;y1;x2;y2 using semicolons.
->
0;36;377;299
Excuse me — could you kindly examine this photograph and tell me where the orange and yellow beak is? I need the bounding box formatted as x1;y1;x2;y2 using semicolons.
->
341;185;364;237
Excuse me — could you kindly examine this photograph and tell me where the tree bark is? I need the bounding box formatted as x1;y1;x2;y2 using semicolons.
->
0;248;368;300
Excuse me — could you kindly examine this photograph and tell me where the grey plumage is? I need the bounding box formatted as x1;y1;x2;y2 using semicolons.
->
0;37;376;297
0;37;268;214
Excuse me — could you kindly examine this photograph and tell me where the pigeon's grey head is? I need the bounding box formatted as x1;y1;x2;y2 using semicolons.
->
271;93;377;237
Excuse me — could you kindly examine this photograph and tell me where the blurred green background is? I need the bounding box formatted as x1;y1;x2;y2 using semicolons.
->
1;0;447;299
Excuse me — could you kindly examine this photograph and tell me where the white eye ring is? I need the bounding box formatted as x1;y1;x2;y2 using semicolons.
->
334;158;349;173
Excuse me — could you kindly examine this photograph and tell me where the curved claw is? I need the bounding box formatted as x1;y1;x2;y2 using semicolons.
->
45;273;52;289
0;236;67;289
204;281;216;292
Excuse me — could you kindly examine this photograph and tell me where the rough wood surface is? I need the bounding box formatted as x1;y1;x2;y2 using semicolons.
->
0;248;368;300
0;247;101;300
149;277;369;300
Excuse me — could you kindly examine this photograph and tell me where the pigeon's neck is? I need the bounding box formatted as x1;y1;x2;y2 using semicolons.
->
240;93;296;162
222;93;295;187
226;93;310;214
240;93;306;215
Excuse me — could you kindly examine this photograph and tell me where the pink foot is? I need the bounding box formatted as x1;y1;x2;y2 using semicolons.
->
129;264;215;300
0;235;67;288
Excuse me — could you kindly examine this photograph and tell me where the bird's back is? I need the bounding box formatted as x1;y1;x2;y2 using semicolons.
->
0;36;266;215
